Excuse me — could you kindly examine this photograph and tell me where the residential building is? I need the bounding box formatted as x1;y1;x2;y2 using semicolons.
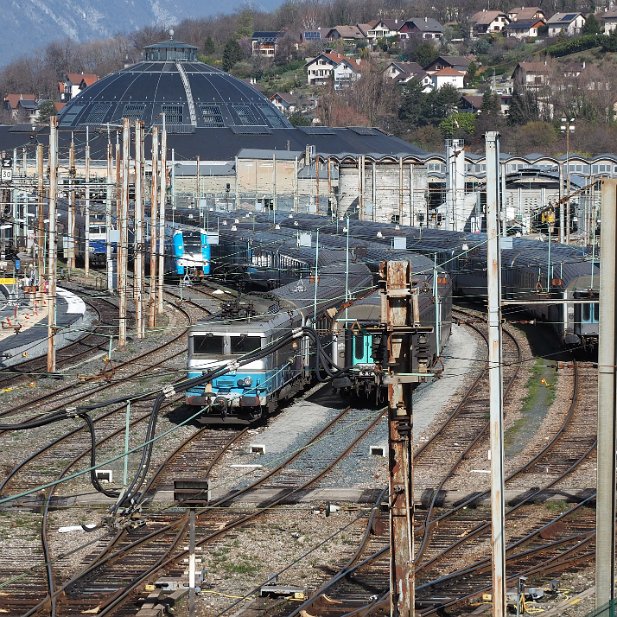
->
270;92;298;115
504;19;545;38
305;50;362;89
546;13;586;36
251;31;285;57
301;29;323;44
424;56;472;75
59;72;99;101
3;93;37;120
363;19;402;43
384;61;433;91
507;6;546;22
429;67;465;90
398;17;444;39
324;25;367;42
598;9;617;34
512;61;551;89
470;10;510;35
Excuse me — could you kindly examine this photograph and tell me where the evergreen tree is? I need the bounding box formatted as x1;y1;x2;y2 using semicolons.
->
509;88;539;125
222;39;243;72
398;78;429;128
582;13;602;35
203;36;215;55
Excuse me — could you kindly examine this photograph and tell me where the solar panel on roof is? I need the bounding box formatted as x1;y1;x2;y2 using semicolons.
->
349;127;381;136
300;126;336;134
230;125;272;134
304;31;321;40
562;13;577;19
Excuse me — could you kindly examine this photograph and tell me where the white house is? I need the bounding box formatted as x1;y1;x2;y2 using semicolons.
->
599;9;617;34
546;13;586;37
429;67;465;90
384;61;433;91
306;51;362;89
471;10;510;35
504;18;545;38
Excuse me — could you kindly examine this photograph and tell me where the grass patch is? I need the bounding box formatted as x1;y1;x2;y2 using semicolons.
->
522;358;556;413
545;500;569;513
221;558;260;575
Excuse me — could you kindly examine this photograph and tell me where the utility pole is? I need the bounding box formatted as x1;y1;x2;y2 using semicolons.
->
68;134;76;271
106;128;114;291
134;120;144;339
380;259;425;617
47;117;58;374
84;126;91;277
118;118;130;348
36;143;44;302
596;179;617;611
157;115;167;315
148;126;159;329
485;131;506;617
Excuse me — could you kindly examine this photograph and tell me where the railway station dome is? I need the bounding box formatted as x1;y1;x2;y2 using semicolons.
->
58;37;293;133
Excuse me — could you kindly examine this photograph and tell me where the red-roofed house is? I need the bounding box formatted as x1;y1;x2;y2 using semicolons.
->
429;67;465;89
305;51;362;89
3;93;37;120
60;72;99;101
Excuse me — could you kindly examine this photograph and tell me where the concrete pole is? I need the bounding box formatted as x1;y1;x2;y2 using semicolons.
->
118;118;130;348
157;116;167;315
36;143;44;299
315;154;320;215
485;131;506;617
189;508;196;617
84;126;90;277
68;135;76;271
383;260;414;617
106;131;114;291
148;127;159;329
196;155;200;218
134;120;144;339
46;116;58;374
595;179;617;610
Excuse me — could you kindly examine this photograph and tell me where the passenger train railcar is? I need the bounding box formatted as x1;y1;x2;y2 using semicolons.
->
462;238;599;349
185;259;373;423
238;210;597;350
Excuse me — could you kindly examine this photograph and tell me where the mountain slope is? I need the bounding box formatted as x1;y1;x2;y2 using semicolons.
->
1;0;283;65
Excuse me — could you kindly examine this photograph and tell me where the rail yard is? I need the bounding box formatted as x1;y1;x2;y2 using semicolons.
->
0;213;606;616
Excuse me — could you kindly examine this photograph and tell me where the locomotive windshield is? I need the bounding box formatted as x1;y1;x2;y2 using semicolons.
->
192;334;223;355
230;335;261;354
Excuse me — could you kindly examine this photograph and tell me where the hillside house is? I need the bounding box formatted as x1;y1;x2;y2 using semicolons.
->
429;67;465;89
507;7;546;22
324;26;367;42
59;72;99;101
598;9;617;34
306;51;362;89
251;31;286;57
471;10;510;35
512;61;551;90
364;19;402;43
398;17;444;39
424;56;471;75
546;13;585;36
301;30;323;44
504;19;545;38
384;61;433;91
3;93;38;120
269;92;298;115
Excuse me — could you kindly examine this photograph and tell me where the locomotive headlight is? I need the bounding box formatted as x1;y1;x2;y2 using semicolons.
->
237;377;252;387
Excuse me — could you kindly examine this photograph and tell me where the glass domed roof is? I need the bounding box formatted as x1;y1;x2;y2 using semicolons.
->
58;39;292;133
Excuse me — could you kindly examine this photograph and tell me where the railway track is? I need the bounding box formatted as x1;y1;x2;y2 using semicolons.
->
21;404;384;615
284;310;599;616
